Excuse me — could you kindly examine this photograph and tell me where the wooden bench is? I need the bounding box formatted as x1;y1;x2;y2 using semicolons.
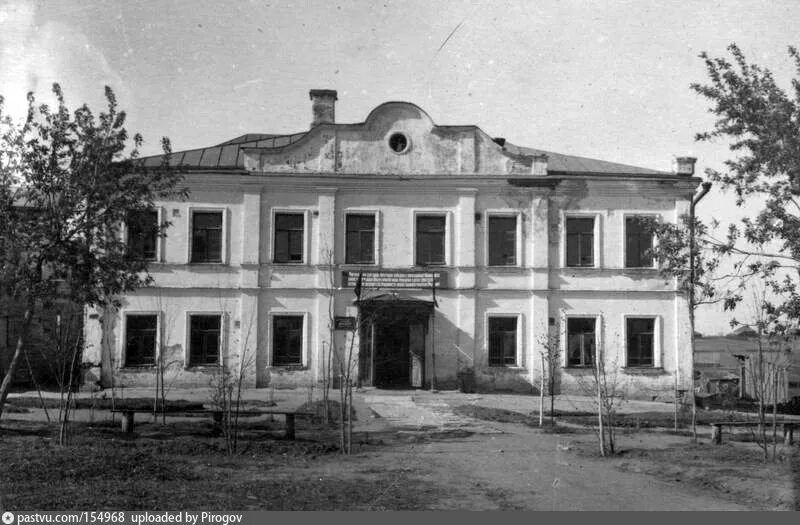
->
212;410;313;440
710;421;797;445
111;408;313;440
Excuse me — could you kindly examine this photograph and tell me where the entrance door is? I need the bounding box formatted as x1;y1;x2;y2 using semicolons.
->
373;320;410;388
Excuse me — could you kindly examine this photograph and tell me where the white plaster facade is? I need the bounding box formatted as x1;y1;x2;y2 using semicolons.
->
82;92;699;399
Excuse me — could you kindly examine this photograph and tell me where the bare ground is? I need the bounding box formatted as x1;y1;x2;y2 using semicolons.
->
1;391;796;510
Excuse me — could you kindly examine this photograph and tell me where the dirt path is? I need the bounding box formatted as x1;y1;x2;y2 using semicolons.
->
359;392;752;510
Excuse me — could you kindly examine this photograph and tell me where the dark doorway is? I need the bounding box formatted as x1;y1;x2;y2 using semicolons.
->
374;320;410;388
357;294;433;389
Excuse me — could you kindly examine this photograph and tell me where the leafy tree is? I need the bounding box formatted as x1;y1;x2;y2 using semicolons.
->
0;83;185;431
691;43;800;333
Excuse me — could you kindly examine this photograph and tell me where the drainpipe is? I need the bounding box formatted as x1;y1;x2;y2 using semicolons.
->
688;181;712;439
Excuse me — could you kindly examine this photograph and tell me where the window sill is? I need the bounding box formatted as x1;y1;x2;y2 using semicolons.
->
120;365;156;370
563;365;595;372
185;364;222;370
487;365;526;371
623;367;666;375
188;262;226;266
269;365;307;371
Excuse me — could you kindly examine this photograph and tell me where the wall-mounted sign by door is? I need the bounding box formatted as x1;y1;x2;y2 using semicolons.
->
334;316;357;330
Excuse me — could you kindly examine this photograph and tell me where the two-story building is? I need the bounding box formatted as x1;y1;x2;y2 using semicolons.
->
82;89;699;399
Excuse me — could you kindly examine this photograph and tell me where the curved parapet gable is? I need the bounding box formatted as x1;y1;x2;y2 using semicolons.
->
242;101;531;176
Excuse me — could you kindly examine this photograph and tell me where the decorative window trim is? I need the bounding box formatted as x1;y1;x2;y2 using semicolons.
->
270;208;311;265
267;312;310;368
341;210;381;266
119;310;162;368
484;312;523;368
185;311;226;368
484;210;523;267
561;311;603;368
123;207;163;263
412;209;451;267
187;207;228;265
622;314;662;368
560;211;603;269
622;212;660;269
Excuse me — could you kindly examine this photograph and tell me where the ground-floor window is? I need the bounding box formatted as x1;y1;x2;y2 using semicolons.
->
272;315;303;366
488;316;517;366
188;315;221;366
626;317;655;367
567;317;595;367
124;314;157;366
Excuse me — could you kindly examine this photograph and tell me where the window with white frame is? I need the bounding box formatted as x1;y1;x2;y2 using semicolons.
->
566;217;594;267
488;316;517;366
273;213;305;263
126;210;159;261
626;317;656;367
124;314;157;366
488;215;517;266
416;215;446;266
191;211;223;263
272;315;304;366
567;317;596;367
625;216;654;268
188;314;221;366
345;214;375;264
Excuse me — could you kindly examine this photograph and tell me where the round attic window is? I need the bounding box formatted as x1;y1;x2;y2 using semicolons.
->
388;133;409;154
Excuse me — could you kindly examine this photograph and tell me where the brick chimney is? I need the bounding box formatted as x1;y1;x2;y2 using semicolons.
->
673;156;697;176
309;89;337;128
531;154;549;176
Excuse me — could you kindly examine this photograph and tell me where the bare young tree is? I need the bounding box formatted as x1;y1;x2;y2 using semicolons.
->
575;332;627;456
537;330;560;427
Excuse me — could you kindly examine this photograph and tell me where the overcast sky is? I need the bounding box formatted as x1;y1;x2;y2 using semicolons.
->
1;0;797;335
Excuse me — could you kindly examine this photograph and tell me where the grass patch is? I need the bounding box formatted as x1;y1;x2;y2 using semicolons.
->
7;397;204;412
0;420;444;510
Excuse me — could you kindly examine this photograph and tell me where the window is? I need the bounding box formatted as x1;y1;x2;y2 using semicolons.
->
274;213;304;263
627;317;655;367
566;217;594;267
191;212;223;263
188;315;221;366
127;210;158;261
567;317;596;366
488;216;517;266
488;317;517;366
273;315;303;366
626;217;654;268
125;315;157;367
416;215;446;266
346;214;375;264
388;133;409;153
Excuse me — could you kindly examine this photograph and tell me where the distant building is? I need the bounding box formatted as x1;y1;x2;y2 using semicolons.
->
695;334;799;403
82;90;701;398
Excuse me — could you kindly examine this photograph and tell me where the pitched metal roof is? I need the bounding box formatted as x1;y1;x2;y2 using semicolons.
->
503;142;671;176
138;130;671;176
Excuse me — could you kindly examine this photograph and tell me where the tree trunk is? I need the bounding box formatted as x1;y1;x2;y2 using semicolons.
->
539;354;545;427
0;307;34;422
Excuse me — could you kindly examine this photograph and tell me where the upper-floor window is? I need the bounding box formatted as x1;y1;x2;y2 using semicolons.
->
488;316;517;366
188;314;221;366
567;317;596;367
627;317;655;367
625;217;654;268
488;216;517;266
124;314;157;367
416;215;446;266
191;211;223;263
566;217;594;267
345;214;375;264
274;213;304;263
272;315;303;366
127;210;158;261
